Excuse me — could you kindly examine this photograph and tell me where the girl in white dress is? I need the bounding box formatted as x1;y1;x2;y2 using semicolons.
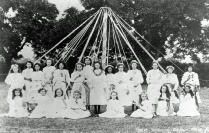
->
105;65;116;100
0;88;28;117
53;62;70;97
130;92;153;119
162;66;179;109
88;61;107;114
70;63;87;105
146;61;164;116
43;59;56;98
5;64;25;103
99;91;126;118
177;86;200;117
83;56;94;80
127;60;144;111
31;63;45;99
67;90;91;119
181;66;201;104
115;63;132;106
22;61;33;109
28;88;52;118
156;84;176;116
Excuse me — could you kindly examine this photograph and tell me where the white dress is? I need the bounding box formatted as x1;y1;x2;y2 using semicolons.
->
28;95;52;118
31;71;45;100
67;98;91;119
162;73;179;104
127;69;144;103
115;71;132;106
106;73;116;99
0;96;28;117
83;65;94;80
53;69;70;95
70;70;87;104
146;69;164;104
181;72;201;103
88;70;107;105
99;99;126;118
130;100;153;119
22;68;33;102
177;94;200;117
43;66;56;98
5;73;25;103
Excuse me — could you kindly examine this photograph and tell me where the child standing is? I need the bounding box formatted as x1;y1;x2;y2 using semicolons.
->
28;88;52;118
5;64;25;103
156;85;176;116
177;86;200;117
99;91;127;118
67;90;91;119
0;88;28;117
105;65;116;100
130;92;153;119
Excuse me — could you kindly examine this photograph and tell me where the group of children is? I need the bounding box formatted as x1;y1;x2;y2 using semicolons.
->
0;57;201;119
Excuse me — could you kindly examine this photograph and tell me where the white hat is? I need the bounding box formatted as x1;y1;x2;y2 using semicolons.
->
166;66;174;70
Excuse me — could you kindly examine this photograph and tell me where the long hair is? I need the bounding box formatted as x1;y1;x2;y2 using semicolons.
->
83;57;92;66
105;66;115;74
24;61;33;69
34;63;42;71
183;86;194;97
138;92;148;105
9;64;21;73
159;85;171;99
56;62;67;69
110;91;118;100
12;88;23;99
93;61;103;71
54;88;64;97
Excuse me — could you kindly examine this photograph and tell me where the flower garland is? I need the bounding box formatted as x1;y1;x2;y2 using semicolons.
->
93;69;103;76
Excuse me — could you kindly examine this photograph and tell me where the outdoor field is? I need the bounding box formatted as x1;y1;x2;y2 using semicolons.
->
0;82;208;133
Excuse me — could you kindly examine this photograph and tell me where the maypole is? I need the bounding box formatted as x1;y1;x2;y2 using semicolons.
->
101;7;108;69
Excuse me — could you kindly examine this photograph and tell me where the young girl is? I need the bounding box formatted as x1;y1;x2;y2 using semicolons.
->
53;62;70;96
43;59;56;98
67;90;91;119
28;88;52;118
127;60;144;111
22;61;34;108
130;92;153;119
156;84;176;116
48;88;70;118
70;63;87;105
105;65;116;100
146;61;164;116
114;63;132;106
88;61;107;114
181;66;201;104
5;64;25;103
83;56;94;80
177;86;200;117
99;91;127;118
31;63;45;99
0;88;28;117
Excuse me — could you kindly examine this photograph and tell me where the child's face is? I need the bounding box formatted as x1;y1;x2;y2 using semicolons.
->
76;64;83;71
59;63;64;70
185;87;190;92
15;90;20;96
26;62;32;68
40;90;46;96
46;60;52;66
111;92;117;100
141;94;147;101
152;63;158;70
74;92;80;100
107;67;113;73
13;67;18;73
118;65;124;72
35;65;40;71
167;68;173;73
162;86;167;93
85;59;91;65
188;67;192;72
131;63;137;69
94;63;100;69
56;89;63;97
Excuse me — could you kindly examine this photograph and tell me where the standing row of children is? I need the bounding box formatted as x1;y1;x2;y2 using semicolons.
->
0;57;201;119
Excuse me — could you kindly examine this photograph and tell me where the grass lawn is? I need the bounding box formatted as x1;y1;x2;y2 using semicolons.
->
0;82;209;133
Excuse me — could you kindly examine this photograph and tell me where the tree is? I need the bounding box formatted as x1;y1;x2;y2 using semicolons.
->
0;0;59;70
